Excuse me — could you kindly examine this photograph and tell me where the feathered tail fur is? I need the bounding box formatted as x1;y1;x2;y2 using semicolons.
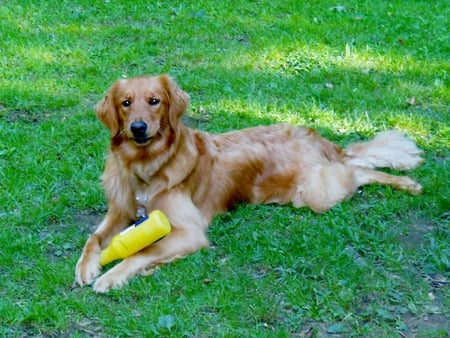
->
343;131;423;170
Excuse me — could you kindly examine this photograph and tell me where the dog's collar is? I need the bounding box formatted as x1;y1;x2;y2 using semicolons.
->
135;193;149;219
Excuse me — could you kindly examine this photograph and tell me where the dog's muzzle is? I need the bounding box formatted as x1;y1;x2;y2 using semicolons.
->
130;121;151;145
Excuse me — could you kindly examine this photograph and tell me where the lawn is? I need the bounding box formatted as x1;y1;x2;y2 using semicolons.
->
0;0;448;336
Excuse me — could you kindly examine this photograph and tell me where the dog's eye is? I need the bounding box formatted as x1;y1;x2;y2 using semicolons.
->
122;100;131;107
149;98;160;106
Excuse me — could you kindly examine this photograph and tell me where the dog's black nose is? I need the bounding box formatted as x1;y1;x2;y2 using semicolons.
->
130;121;148;136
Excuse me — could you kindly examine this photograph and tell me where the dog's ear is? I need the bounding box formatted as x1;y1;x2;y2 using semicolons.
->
95;81;123;136
161;75;190;129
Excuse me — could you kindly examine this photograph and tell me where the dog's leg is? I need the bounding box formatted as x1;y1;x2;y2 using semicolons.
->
75;210;131;286
293;163;422;213
93;191;210;293
353;167;422;195
93;225;209;293
293;163;358;213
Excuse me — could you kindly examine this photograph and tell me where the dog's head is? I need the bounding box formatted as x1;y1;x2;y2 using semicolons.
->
96;75;189;147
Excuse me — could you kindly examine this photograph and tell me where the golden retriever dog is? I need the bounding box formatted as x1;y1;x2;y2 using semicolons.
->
75;75;423;292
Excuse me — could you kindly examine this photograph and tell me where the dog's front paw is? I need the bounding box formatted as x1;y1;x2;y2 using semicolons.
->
75;253;101;287
93;269;129;293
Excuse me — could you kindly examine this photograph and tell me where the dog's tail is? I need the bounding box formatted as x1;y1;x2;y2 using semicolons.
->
343;130;423;170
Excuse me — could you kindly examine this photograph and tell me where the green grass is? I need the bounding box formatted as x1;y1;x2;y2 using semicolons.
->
1;0;449;336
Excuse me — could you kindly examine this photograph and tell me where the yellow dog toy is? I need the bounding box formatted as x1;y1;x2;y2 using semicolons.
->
100;210;171;266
